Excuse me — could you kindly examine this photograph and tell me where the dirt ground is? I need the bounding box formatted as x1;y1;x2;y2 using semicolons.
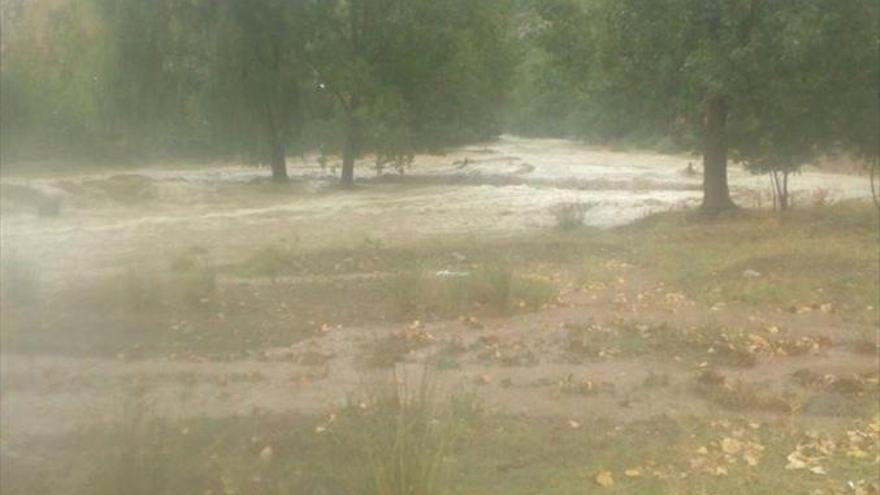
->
2;264;877;439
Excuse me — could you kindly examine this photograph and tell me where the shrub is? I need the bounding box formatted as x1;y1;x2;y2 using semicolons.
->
551;202;591;230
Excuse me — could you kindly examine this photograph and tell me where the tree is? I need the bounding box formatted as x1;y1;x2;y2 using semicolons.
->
192;0;312;181
536;0;879;215
736;0;880;210
305;0;516;187
1;0;110;162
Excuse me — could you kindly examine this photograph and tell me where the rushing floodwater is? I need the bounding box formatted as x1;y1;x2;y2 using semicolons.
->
0;136;872;279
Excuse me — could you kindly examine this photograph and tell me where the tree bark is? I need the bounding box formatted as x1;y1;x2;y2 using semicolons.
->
341;144;355;187
870;157;880;210
340;113;357;187
700;96;736;215
270;139;288;182
264;103;288;182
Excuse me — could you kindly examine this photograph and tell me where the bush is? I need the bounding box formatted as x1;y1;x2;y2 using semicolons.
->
552;202;591;230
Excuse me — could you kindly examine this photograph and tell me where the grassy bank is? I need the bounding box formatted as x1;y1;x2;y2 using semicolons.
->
2;202;876;357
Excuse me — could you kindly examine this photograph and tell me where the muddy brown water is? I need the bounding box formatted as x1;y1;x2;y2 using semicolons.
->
1;136;872;281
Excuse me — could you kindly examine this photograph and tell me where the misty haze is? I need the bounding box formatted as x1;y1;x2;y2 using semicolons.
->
1;1;878;494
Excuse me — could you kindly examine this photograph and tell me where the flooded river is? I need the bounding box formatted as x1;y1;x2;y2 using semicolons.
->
0;136;872;279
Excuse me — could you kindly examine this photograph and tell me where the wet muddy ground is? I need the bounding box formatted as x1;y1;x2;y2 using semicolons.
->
1;137;877;494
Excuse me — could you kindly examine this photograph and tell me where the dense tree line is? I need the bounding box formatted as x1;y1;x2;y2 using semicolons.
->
1;0;877;207
0;0;516;184
522;0;879;212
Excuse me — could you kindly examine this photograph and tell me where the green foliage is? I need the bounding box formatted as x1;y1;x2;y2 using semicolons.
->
1;0;518;178
530;0;879;185
552;202;589;230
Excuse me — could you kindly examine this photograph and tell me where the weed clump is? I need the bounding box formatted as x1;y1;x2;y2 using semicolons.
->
388;263;557;320
695;370;795;413
552;202;591;230
239;244;298;278
340;372;468;495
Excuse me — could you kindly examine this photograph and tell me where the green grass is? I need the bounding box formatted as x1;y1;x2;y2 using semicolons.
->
2;202;875;357
341;372;464;495
7;405;877;495
387;264;558;320
605;202;879;314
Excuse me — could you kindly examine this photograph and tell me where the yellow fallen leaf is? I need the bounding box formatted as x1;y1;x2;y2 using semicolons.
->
259;446;274;462
721;438;742;454
868;415;880;433
847;448;869;459
809;466;827;475
786;455;807;470
624;468;642;478
595;470;614;488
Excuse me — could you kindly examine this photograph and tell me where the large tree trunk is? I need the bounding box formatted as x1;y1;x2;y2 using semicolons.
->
270;140;288;182
340;114;357;188
264;103;288;182
700;96;736;215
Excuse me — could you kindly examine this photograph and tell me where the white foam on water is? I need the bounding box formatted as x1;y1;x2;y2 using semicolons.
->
1;136;872;279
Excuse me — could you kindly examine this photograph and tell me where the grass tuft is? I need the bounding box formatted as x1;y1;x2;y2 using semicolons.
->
552;202;590;231
388;263;557;320
343;371;463;495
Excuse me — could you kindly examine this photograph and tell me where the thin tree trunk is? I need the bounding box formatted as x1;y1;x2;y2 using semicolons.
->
700;96;736;215
780;171;789;210
341;145;355;187
871;157;880;210
769;171;779;211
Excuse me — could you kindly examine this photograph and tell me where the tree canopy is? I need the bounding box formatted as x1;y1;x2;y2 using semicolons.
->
1;0;877;203
532;0;879;212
